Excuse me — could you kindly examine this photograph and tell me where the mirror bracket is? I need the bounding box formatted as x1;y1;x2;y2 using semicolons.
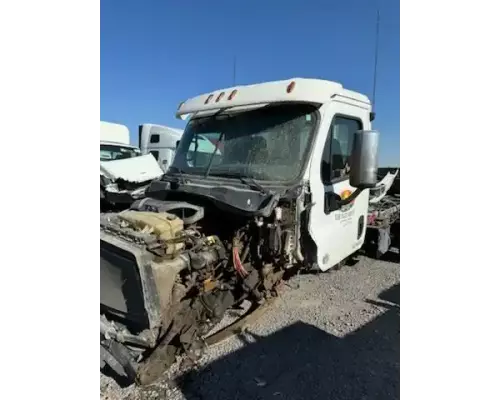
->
324;188;364;214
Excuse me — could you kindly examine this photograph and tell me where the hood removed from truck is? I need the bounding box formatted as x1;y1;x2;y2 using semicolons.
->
100;154;164;183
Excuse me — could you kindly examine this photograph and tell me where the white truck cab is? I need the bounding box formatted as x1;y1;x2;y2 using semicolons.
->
99;78;392;382
138;124;184;172
169;78;379;271
100;121;163;210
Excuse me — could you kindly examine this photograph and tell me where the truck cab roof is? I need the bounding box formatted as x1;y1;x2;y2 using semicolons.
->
100;140;138;149
100;121;130;145
176;78;371;120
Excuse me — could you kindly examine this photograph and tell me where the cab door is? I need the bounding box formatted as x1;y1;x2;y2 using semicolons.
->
307;101;371;271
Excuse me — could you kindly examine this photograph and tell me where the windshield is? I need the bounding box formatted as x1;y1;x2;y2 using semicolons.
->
100;144;141;162
170;104;318;182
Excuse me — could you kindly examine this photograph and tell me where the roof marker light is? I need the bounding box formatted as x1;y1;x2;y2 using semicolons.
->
216;92;225;102
228;89;238;100
205;94;214;104
286;81;296;93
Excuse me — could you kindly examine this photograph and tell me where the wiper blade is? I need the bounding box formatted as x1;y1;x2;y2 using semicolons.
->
205;172;271;195
239;177;270;195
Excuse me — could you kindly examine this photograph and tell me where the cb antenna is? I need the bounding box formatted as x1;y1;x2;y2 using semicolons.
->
370;8;380;122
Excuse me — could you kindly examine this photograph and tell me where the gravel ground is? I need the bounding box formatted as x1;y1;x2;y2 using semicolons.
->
101;254;400;400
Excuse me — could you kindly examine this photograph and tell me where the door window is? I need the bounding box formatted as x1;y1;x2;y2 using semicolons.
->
320;116;362;183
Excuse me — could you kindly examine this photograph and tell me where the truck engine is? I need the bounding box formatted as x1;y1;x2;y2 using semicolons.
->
100;192;301;385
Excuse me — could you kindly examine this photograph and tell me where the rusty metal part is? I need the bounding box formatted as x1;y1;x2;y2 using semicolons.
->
135;296;277;386
204;296;277;346
203;278;217;292
135;344;178;386
135;264;284;387
135;300;192;386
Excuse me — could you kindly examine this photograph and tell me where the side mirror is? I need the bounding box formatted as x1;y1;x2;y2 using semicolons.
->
175;140;180;149
349;130;379;189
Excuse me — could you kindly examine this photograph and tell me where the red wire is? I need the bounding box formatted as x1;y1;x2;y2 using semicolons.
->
232;247;248;277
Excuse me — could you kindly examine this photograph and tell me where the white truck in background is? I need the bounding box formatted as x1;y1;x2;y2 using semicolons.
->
139;124;184;172
100;121;164;211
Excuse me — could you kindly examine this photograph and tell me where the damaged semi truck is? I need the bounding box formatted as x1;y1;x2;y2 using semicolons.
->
100;78;400;385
